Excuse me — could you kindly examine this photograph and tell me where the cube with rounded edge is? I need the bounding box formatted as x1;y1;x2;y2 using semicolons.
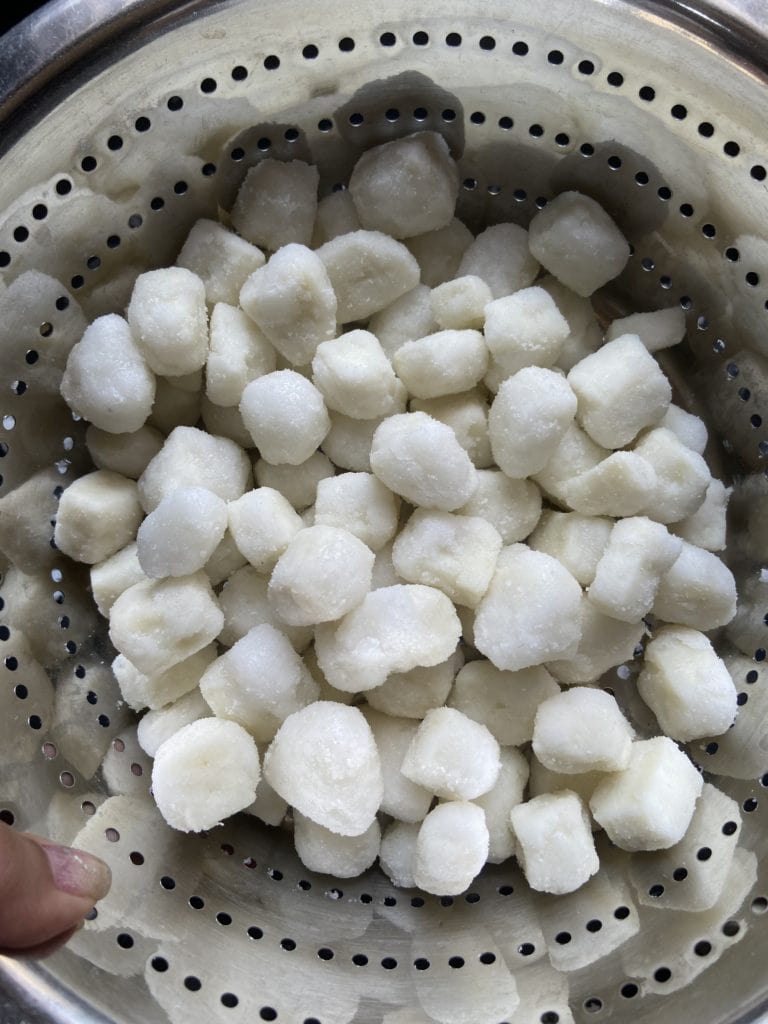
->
528;191;629;297
510;791;599;894
532;421;607;505
401;706;501;801
203;529;248;587
126;267;208;376
363;707;433;824
652;539;737;630
379;820;420;889
405;217;474;288
231;159;319;250
112;644;216;712
317;230;420;322
474;544;582;671
263;702;383;836
321;412;383;472
528;511;612;586
473;747;529;864
240;370;330;465
659;403;708;454
54;471;143;565
449;660;560;746
217;564;311;651
547;600;646;685
634;427;711;524
176;218;266;306
206;303;276;407
151;718;260;832
254;450;335;512
367;284;437;359
532;686;634;774
563;451;658;518
673;478;730;552
136;689;212;758
314;472;399;551
430;275;492;330
86;424;164;480
294;812;381;877
605;306;686;352
539;274;603;373
366;653;461;719
312;189;361;245
227;487;303;573
638;626;738;741
349;131;459;239
413;801;490;896
484;287;570;376
312;329;402;418
528;756;606;808
394;329;488;399
411;390;493;469
137;487;228;578
458;469;542;543
457;223;539;299
90;541;148;618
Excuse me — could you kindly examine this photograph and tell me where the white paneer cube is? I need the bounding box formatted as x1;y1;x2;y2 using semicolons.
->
605;306;686;352
634;427;711;524
510;791;599;894
199;623;319;742
652;539;737;630
588;516;682;623
563;451;658;518
126;267;208;376
363;707;433;823
218;564;312;651
314;583;460;692
473;746;528;863
227;487;303;572
367;285;437;359
231;158;319;250
254;450;335;511
312;330;402;418
111;644;216;712
239;243;336;367
658;403;708;454
109;572;223;676
370;412;478;510
474;545;582;671
293;812;380;877
246;771;289;827
176;218;265;306
430;275;493;330
240;370;330;465
449;660;560;746
90;542;148;618
391;508;502;608
321;412;383;472
590;737;704;851
61;314;155;434
489;367;577;479
401;706;500;800
136;689;212;758
529;511;612;586
263;702;382;836
638;626;738;741
457;223;539;298
312;189;361;245
136;487;228;578
366;654;460;719
567;334;672;448
413;801;490;895
206;303;276;407
484;287;570;376
411;390;493;468
394;329;488;400
547;600;646;685
538;274;603;373
148;374;201;435
54;471;143;565
458;469;542;543
203;529;248;586
314;472;399;551
86;424;164;480
405;217;474;287
349;131;459;238
138;425;251;512
267;524;374;626
317;229;420;322
673;479;730;551
528;191;629;296
532;421;608;504
532;687;634;773
379;820;420;888
528;756;606;807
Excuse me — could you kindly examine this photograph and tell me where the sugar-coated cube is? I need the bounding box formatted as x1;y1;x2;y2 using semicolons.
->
405;217;474;287
370;412;478;510
206;303;276;407
312;189;361;245
112;644;216;712
379;821;419;888
199;397;253;450
138;426;252;512
367;285;437;359
240;370;330;465
264;702;382;835
54;470;143;564
473;747;529;863
254;451;334;513
568;334;672;448
563;451;658;518
532;420;607;504
137;487;228;578
529;511;612;586
430;275;493;330
268;524;374;626
314;472;399;551
349;131;459;238
547;600;646;685
413;801;490;895
411;390;493;468
638;626;737;741
200;623;319;742
136;689;212;758
90;542;148;618
294;812;381;877
314;583;461;692
363;707;433;823
605;306;686;352
533;687;634;773
394;329;488;399
246;770;289;827
457;223;539;299
151;718;260;832
231;158;319;250
227;487;302;572
634;427;711;524
391;508;502;608
401;706;500;800
203;529;248;587
312;329;403;418
239;243;336;366
176;218;265;306
369;538;404;591
588;516;682;623
86;424;164;480
673;478;730;551
589;737;704;851
217;564;311;651
658;403;708;454
652;539;737;630
126;267;208;376
317;229;420;322
510;791;599;894
148;375;201;435
458;469;542;543
366;654;460;718
109;572;223;676
489;367;577;479
321;412;382;472
474;545;582;671
528;756;606;807
484;287;570;376
528;191;629;296
61;314;155;433
538;274;603;372
449;661;560;746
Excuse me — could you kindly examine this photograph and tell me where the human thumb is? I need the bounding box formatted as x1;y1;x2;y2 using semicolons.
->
0;822;111;957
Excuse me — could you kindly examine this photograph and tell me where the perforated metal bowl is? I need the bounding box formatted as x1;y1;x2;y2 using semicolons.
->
0;1;767;1022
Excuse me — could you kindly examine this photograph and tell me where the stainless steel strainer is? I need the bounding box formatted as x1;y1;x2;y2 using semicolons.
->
0;1;767;1021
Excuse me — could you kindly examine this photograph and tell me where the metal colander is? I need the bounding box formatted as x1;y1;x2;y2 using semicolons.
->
0;0;767;1021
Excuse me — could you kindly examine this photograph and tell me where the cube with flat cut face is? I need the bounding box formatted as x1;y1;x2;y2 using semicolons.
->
511;791;599;895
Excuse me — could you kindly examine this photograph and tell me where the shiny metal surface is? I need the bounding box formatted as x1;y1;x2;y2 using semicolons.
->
0;1;766;1022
